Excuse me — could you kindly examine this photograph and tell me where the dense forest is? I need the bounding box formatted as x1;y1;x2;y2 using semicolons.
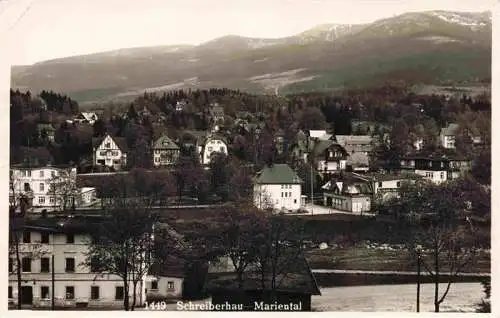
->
10;85;491;190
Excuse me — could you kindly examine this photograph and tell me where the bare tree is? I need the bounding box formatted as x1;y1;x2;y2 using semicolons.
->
254;216;306;300
9;169;33;309
47;168;78;212
83;204;158;311
389;179;481;312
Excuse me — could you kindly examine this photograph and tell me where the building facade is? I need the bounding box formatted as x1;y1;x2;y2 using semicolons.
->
199;136;228;165
253;164;303;212
152;135;180;167
10;165;78;213
8;228;146;309
92;134;128;170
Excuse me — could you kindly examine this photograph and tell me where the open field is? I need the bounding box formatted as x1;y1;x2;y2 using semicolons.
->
305;245;490;273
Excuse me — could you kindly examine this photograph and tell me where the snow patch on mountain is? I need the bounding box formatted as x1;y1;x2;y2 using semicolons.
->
430;11;489;27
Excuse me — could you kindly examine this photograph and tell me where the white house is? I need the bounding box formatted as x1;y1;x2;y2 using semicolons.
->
310;140;348;176
440;123;459;149
73;112;98;125
321;174;372;214
152;135;180;167
199;134;228;165
92;134;128;170
253;164;303;212
10;164;79;214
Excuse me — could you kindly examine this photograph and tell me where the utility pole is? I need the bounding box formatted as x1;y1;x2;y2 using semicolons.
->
416;245;422;313
310;164;314;215
51;254;55;310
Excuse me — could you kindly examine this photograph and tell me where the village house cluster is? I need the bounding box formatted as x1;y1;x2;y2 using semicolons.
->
9;95;483;310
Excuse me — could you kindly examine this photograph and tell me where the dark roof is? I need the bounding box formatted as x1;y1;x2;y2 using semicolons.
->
311;140;348;157
206;254;321;295
11;215;105;234
148;255;185;278
153;135;180;150
92;134;128;152
11;163;74;170
254;164;302;184
403;150;471;161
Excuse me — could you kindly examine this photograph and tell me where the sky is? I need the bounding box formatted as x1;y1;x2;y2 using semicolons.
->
0;0;496;65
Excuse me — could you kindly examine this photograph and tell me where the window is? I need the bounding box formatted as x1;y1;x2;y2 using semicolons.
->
27;170;32;177
90;286;100;300
40;258;50;273
40;171;44;178
378;182;383;187
105;142;111;148
9;258;13;272
115;286;124;300
49;197;55;204
396;182;401;188
23;231;31;243
39;196;45;204
40;183;45;191
41;233;49;243
151;280;158;290
281;185;284;189
220;147;224;152
51;171;55;178
90;257;100;272
8;286;12;299
207;147;213;152
167;281;174;290
24;183;31;192
288;192;292;197
65;258;75;272
294;199;297;204
284;192;288;198
154;157;159;163
99;151;107;156
66;234;75;244
111;151;118;156
281;192;283;197
22;257;31;272
440;172;445;180
65;286;75;300
41;286;49;299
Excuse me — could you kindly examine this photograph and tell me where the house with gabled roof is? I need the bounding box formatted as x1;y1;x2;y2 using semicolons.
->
440;123;482;149
310;139;348;176
334;135;373;172
73;112;98;125
199;133;228;165
36;123;56;143
253;164;304;212
92;134;128;170
321;172;372;214
152;135;180;167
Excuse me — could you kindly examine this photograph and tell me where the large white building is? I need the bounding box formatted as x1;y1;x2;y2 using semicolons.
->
92;134;128;170
8;217;183;309
10;164;81;213
253;164;304;212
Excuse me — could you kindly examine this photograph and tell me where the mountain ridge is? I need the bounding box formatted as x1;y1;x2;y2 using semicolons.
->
11;10;492;103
